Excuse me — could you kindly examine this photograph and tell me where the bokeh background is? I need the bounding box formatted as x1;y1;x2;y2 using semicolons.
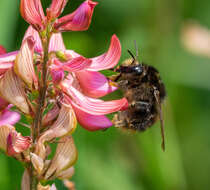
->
1;0;210;189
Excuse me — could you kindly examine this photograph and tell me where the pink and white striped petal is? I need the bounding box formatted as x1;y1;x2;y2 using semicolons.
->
15;36;38;89
23;26;42;53
49;33;66;52
54;0;98;32
61;82;128;115
36;104;77;159
44;136;77;180
7;130;31;156
75;70;117;98
0;51;18;75
64;35;121;71
71;102;112;131
0;125;15;151
53;56;92;72
0;109;20;126
20;0;46;30
87;35;121;71
24;26;66;53
0;69;30;114
47;0;68;20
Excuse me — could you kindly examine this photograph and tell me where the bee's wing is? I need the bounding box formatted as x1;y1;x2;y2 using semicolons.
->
154;88;165;151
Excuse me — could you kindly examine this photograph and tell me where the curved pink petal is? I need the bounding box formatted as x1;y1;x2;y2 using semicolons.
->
0;51;18;75
7;130;31;156
75;70;117;98
50;69;65;84
71;103;112;131
15;36;38;89
0;45;6;55
87;35;121;71
47;0;68;20
62;82;128;115
20;0;46;30
0;109;20;126
23;26;42;53
54;57;92;72
49;33;66;52
24;26;66;53
54;0;98;32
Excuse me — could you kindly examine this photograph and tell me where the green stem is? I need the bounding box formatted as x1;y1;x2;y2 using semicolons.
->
30;32;51;190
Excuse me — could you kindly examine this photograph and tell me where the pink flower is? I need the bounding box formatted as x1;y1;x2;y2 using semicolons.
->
20;0;46;30
54;0;98;32
0;26;127;131
7;130;31;156
20;0;97;32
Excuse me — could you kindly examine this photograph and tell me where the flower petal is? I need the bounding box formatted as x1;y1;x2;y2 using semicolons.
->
50;69;65;84
20;0;46;30
61;81;128;115
57;167;74;179
71;103;112;131
0;45;6;55
42;104;60;126
87;35;121;71
47;0;68;20
36;104;77;159
0;51;18;75
53;56;92;72
49;33;66;52
54;0;98;31
15;36;38;89
0;125;15;151
7;130;31;156
75;70;117;98
0;108;20;126
30;153;44;174
23;26;42;53
24;26;66;53
21;170;30;190
44;136;77;180
0;69;30;114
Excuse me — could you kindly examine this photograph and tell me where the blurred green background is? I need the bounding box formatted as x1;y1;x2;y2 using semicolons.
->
1;0;210;189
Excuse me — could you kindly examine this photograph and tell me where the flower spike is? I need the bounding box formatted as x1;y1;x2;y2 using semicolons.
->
54;0;98;32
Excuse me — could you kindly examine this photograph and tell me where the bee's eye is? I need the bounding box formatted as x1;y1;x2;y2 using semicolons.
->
133;66;143;74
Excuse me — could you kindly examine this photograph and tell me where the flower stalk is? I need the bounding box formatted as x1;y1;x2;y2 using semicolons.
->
0;0;127;189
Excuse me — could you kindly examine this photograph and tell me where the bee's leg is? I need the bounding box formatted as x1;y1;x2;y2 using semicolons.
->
108;73;122;82
153;87;165;151
108;73;122;87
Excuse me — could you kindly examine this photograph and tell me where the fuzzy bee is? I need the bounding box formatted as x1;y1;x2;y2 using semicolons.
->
110;44;166;150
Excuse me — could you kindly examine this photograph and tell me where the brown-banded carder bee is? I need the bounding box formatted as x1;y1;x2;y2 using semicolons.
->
110;44;166;151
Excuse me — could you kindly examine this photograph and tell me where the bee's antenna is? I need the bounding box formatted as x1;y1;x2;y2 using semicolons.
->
134;40;139;59
127;49;135;60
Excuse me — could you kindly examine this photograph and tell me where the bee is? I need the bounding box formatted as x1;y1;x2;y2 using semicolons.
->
110;43;166;150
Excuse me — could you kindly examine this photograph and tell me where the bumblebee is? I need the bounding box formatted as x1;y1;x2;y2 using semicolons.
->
110;45;166;150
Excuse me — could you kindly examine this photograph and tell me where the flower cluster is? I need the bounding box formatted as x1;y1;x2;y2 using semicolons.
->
0;0;128;189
